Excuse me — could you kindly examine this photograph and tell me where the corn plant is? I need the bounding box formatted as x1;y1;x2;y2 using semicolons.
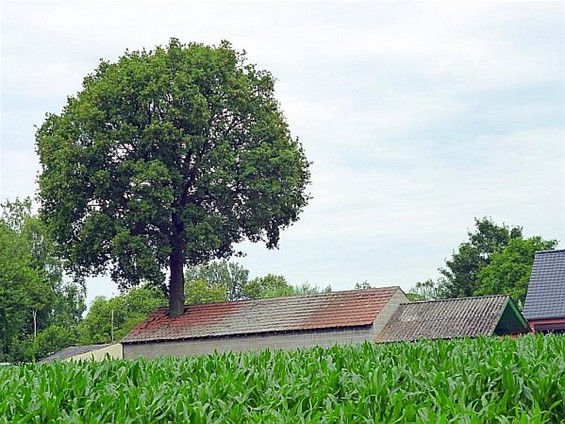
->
0;334;563;423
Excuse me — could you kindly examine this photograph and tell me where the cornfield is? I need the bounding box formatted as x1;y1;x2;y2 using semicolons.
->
0;335;563;423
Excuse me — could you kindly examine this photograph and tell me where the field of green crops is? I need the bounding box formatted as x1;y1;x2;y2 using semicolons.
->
0;335;563;423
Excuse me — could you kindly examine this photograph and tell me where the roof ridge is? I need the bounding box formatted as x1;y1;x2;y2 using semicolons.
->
402;294;508;305
535;249;565;254
154;286;402;311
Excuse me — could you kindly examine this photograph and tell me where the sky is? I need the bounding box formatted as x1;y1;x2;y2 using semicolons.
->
1;1;564;307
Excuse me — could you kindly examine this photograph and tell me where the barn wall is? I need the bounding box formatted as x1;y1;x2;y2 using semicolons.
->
67;343;123;362
124;326;376;359
373;289;409;337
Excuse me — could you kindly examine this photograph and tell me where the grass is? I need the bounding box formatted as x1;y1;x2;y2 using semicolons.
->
0;334;563;423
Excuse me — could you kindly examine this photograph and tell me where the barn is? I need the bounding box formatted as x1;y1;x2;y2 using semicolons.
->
121;287;408;358
376;295;530;342
522;249;565;333
41;343;123;362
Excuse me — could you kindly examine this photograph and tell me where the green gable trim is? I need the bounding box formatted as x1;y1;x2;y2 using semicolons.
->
494;298;531;335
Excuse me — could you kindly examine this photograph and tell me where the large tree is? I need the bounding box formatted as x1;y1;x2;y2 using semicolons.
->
36;39;311;317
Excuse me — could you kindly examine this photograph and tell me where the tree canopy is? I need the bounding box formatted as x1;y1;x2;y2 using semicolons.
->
36;39;311;316
408;217;557;304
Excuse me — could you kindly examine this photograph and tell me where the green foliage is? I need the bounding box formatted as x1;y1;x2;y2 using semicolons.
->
244;274;294;299
354;281;372;290
184;279;227;305
476;237;557;306
243;275;331;299
407;279;447;301
410;218;557;302
0;335;563;422
439;217;523;298
0;198;85;362
185;260;248;301
184;261;331;303
293;282;332;295
36;38;311;316
79;286;166;344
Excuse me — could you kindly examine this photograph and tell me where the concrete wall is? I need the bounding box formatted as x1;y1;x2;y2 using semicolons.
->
124;289;409;359
67;343;123;362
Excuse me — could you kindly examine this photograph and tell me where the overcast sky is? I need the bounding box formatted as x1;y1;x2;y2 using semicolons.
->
1;1;564;307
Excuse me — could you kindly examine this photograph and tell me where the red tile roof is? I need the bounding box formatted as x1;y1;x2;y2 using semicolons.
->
122;287;401;343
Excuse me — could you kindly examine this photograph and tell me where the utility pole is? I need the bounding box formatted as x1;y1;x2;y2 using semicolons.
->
110;309;114;343
32;309;37;340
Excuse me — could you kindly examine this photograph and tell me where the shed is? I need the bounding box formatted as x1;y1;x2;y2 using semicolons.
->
522;249;565;333
41;343;123;362
376;295;530;343
122;287;408;358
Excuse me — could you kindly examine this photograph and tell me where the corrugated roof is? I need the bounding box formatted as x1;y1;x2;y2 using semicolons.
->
122;287;401;343
522;249;565;320
377;295;520;342
41;344;110;362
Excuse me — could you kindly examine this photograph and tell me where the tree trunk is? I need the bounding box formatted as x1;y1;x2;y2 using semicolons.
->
169;240;186;318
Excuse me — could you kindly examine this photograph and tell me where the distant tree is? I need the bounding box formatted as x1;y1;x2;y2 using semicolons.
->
79;286;166;344
407;279;446;301
475;237;557;306
244;274;295;299
184;279;227;305
36;39;311;317
438;217;523;298
185;261;249;301
0;198;85;362
408;217;557;304
244;275;331;299
294;282;332;295
354;281;372;290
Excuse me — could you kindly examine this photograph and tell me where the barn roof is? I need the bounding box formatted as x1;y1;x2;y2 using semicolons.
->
376;295;530;343
122;287;402;344
522;249;565;321
41;344;110;362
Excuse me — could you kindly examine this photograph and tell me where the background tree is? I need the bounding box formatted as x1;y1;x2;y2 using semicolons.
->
36;39;311;317
0;198;86;362
184;279;227;305
244;274;295;299
439;217;523;298
79;286;166;344
185;260;249;301
408;217;557;303
293;282;332;295
354;281;372;290
407;279;446;301
475;237;557;306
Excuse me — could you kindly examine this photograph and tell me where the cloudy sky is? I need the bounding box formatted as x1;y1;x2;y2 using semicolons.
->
1;1;564;306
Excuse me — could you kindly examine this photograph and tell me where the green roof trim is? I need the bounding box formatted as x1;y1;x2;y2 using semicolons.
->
494;297;531;335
